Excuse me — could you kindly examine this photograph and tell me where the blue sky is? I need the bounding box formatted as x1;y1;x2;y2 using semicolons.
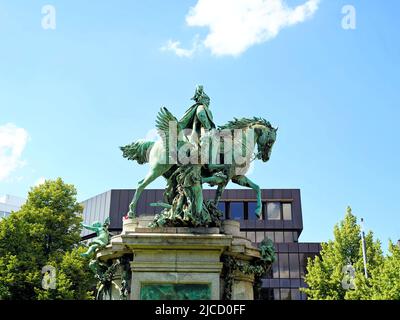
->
0;0;399;248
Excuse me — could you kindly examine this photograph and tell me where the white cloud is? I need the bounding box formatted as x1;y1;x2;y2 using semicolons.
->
0;123;29;181
161;36;201;58
165;0;320;57
35;177;46;186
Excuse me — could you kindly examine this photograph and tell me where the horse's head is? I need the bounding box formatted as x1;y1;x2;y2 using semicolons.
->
219;117;277;162
252;121;278;162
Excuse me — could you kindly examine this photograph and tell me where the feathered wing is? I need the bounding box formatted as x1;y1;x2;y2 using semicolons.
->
155;107;181;147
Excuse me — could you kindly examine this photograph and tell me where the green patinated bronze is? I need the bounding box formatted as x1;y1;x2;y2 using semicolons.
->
89;259;120;300
121;86;277;227
140;283;211;300
80;217;111;258
221;237;276;300
88;255;132;300
119;255;132;300
83;87;278;300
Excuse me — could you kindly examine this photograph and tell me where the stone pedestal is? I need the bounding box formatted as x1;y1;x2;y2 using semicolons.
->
96;218;262;300
221;220;260;300
127;229;229;300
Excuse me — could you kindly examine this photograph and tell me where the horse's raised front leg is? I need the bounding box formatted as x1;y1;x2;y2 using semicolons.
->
201;172;229;205
231;175;262;219
127;169;162;218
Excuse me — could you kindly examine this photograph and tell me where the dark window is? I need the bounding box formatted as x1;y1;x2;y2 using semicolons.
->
275;231;284;243
272;259;279;278
267;202;281;220
280;288;291;300
260;288;274;300
217;202;226;219
246;231;255;242
230;202;244;220
291;289;301;300
284;231;294;243
293;232;298;242
265;231;274;242
264;267;273;279
225;202;231;219
279;253;289;278
299;253;307;278
248;202;258;220
289;254;300;278
282;203;292;220
256;231;265;243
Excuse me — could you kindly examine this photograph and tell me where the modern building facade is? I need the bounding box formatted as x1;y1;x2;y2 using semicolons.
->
80;188;321;300
0;194;25;219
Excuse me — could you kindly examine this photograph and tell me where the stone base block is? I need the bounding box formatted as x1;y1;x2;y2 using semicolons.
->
97;220;263;300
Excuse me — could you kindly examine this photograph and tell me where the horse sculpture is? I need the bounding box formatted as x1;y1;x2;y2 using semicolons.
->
121;88;277;226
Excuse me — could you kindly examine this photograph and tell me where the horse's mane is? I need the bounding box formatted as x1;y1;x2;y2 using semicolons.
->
219;117;274;130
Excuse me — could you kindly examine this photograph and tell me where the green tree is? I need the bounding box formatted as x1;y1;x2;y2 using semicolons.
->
367;241;400;300
0;178;95;299
302;206;384;300
35;247;94;300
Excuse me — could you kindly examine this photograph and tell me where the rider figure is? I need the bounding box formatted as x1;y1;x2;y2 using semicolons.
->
179;85;227;184
179;85;216;147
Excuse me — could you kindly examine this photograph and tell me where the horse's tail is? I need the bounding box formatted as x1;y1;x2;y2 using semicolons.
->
120;140;155;164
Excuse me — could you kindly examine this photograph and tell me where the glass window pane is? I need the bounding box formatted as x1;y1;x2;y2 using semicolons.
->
267;202;281;220
256;231;265;243
293;232;298;242
217;202;226;219
246;231;256;243
279;253;289;278
230;202;244;220
275;231;284;243
217;202;225;213
260;288;274;300
280;288;291;300
291;289;301;300
284;231;294;243
289;254;300;278
273;289;280;300
283;203;292;220
248;202;258;220
272;260;279;278
265;231;274;242
265;267;273;279
299;253;306;278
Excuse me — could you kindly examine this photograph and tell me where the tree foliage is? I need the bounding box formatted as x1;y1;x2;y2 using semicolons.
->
303;206;399;300
0;178;95;299
366;242;400;300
